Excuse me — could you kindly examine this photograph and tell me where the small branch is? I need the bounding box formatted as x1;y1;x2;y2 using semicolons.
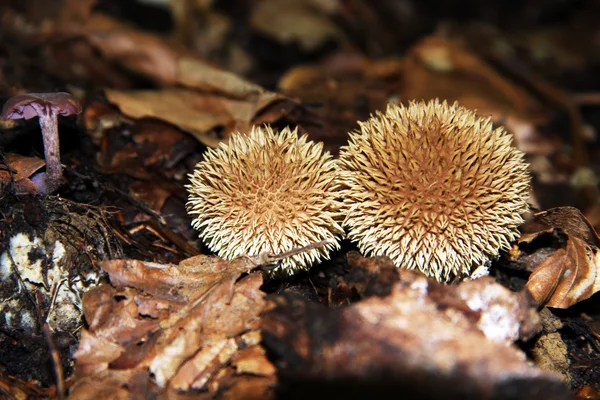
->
42;324;65;400
258;239;335;270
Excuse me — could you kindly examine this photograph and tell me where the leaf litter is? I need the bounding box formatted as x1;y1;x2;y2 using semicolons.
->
1;1;600;399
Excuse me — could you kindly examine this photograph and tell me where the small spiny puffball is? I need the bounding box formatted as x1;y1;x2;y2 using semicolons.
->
338;100;530;282
187;125;344;276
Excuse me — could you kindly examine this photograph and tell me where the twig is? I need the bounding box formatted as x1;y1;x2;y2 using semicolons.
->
42;324;65;400
258;239;335;270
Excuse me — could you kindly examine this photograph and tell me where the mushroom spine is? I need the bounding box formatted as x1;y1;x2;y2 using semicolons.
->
186;125;344;276
337;99;530;282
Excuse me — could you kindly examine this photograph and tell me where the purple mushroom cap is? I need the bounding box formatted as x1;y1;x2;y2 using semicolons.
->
1;92;81;121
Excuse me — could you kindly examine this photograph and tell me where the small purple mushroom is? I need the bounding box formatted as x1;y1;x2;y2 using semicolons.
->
1;92;82;193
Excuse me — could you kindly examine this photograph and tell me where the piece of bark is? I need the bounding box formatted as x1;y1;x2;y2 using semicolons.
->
262;255;569;400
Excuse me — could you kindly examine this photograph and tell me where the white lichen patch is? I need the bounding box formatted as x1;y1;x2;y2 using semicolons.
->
1;300;18;329
51;240;66;268
20;309;36;331
0;233;100;333
0;252;11;280
0;299;37;330
1;233;45;285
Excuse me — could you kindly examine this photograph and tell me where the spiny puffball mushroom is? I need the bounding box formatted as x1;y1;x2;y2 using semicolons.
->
1;92;82;194
338;99;530;282
186;125;344;276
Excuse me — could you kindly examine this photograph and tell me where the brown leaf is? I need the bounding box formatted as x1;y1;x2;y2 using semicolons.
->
81;14;180;85
526;236;600;308
70;254;270;398
131;119;196;168
53;12;297;148
168;338;237;391
72;330;124;377
534;206;600;247
250;0;343;51
82;285;160;346
100;254;258;302
277;54;403;153
68;369;142;400
148;273;266;387
3;153;46;181
404;35;542;117
177;57;265;98
128;181;171;214
78;14;268;96
231;344;277;376
50;11;286;103
0;153;46;194
521;207;600;308
105;88;286;148
402;35;550;154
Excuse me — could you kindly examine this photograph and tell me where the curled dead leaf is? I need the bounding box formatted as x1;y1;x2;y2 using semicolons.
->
534;206;600;247
0;153;46;194
525;207;600;308
526;236;600;308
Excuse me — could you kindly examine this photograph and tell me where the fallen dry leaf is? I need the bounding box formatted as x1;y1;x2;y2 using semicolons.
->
131;119;197;169
45;11;297;147
168;338;237;391
128;181;171;215
77;13;263;96
105;87;289;148
1;153;45;181
74;13;181;85
177;57;265;98
250;0;343;52
231;344;277;376
68;254;273;399
100;254;260;302
150;273;265;388
0;153;45;194
453;24;592;167
403;35;542;116
525;207;600;308
402;35;552;155
534;206;600;247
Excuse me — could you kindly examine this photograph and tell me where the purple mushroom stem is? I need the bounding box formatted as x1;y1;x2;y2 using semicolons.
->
38;106;62;186
1;92;82;194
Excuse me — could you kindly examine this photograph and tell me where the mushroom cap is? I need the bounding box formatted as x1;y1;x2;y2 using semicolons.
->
1;92;82;120
186;125;344;276
338;100;530;282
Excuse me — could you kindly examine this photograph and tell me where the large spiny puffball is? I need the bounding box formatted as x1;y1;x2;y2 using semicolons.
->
187;125;344;276
338;99;530;282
